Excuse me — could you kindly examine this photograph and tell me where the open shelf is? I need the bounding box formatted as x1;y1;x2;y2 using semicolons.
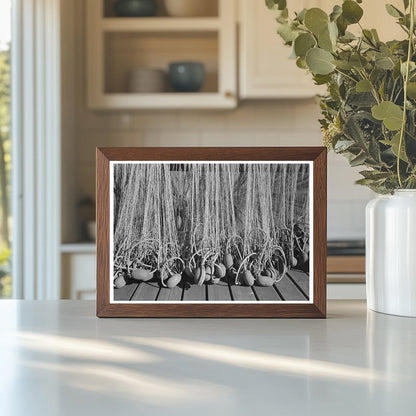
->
87;0;236;109
103;0;219;18
102;17;220;32
104;31;218;94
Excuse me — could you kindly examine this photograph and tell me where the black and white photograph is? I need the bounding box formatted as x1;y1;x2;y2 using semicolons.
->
110;161;312;303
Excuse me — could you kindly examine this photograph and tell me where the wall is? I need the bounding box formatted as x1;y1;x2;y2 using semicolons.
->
62;0;374;243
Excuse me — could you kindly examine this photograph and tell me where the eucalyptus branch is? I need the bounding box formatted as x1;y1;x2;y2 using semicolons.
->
397;0;415;188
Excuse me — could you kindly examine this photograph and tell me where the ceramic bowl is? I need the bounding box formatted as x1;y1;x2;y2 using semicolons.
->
114;0;157;17
168;62;205;92
128;68;167;93
164;0;217;17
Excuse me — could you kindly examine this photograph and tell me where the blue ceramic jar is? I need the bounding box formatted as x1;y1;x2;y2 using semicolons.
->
114;0;157;17
168;62;205;92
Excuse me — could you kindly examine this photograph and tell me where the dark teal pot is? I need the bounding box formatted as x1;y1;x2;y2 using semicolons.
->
114;0;157;17
168;62;205;92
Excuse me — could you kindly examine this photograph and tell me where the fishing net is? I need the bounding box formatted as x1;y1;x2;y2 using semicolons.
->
113;162;310;276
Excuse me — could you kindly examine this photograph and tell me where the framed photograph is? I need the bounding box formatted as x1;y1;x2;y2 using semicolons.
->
96;147;327;318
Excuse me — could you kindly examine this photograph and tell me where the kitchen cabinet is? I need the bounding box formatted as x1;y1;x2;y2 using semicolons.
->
238;0;325;99
86;0;237;109
61;244;96;300
238;0;404;99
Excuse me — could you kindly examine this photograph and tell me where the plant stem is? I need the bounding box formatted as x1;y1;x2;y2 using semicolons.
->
397;0;415;188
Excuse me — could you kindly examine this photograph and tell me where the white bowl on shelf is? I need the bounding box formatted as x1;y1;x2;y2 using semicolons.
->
128;68;167;93
164;0;217;17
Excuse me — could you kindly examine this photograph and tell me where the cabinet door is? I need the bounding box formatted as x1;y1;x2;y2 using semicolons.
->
238;0;403;99
62;253;96;300
239;0;326;99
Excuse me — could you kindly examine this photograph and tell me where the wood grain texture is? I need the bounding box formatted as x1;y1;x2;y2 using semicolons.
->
230;285;257;301
113;282;138;301
183;284;206;301
130;282;160;301
206;280;232;301
327;256;365;274
96;147;327;318
275;274;306;301
157;285;183;301
287;269;309;297
252;285;282;301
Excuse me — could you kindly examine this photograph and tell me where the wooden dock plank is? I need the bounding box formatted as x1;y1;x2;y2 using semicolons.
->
183;284;206;301
275;274;307;301
230;285;257;301
207;280;231;301
252;285;282;301
157;285;183;301
114;283;138;301
130;281;160;301
287;269;310;298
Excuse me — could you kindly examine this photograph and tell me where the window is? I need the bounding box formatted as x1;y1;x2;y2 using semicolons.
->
0;0;11;298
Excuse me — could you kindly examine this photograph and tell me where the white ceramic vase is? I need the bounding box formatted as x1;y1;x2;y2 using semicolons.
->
366;190;416;317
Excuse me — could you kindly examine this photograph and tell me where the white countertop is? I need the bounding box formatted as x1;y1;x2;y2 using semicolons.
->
0;300;415;415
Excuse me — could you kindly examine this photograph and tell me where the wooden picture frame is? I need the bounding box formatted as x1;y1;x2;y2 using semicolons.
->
96;147;327;318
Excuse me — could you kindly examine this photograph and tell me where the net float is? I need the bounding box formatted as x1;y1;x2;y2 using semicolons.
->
114;275;126;288
256;275;275;287
223;253;234;270
166;273;182;288
131;268;153;282
242;270;255;286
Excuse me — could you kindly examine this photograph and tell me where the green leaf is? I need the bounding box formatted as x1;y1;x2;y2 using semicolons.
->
385;4;403;18
362;29;376;46
382;132;409;162
328;21;338;44
372;101;404;131
336;15;348;36
339;31;356;43
356;79;372;92
342;0;364;24
294;33;316;58
403;0;410;9
313;74;332;85
306;48;335;75
277;23;298;43
266;0;287;11
296;57;308;69
350;151;367;167
407;82;416;99
318;27;334;52
330;5;342;21
304;8;329;35
296;8;307;23
375;55;395;70
401;61;416;76
350;54;368;70
371;29;380;42
334;139;355;151
333;60;352;70
360;170;391;181
355;178;377;186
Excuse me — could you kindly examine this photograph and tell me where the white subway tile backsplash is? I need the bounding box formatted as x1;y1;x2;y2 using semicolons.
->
76;164;96;199
142;130;201;147
178;111;227;130
73;101;372;239
132;112;180;130
328;199;368;240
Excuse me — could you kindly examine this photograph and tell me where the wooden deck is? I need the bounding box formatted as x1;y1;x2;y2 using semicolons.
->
114;269;309;302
